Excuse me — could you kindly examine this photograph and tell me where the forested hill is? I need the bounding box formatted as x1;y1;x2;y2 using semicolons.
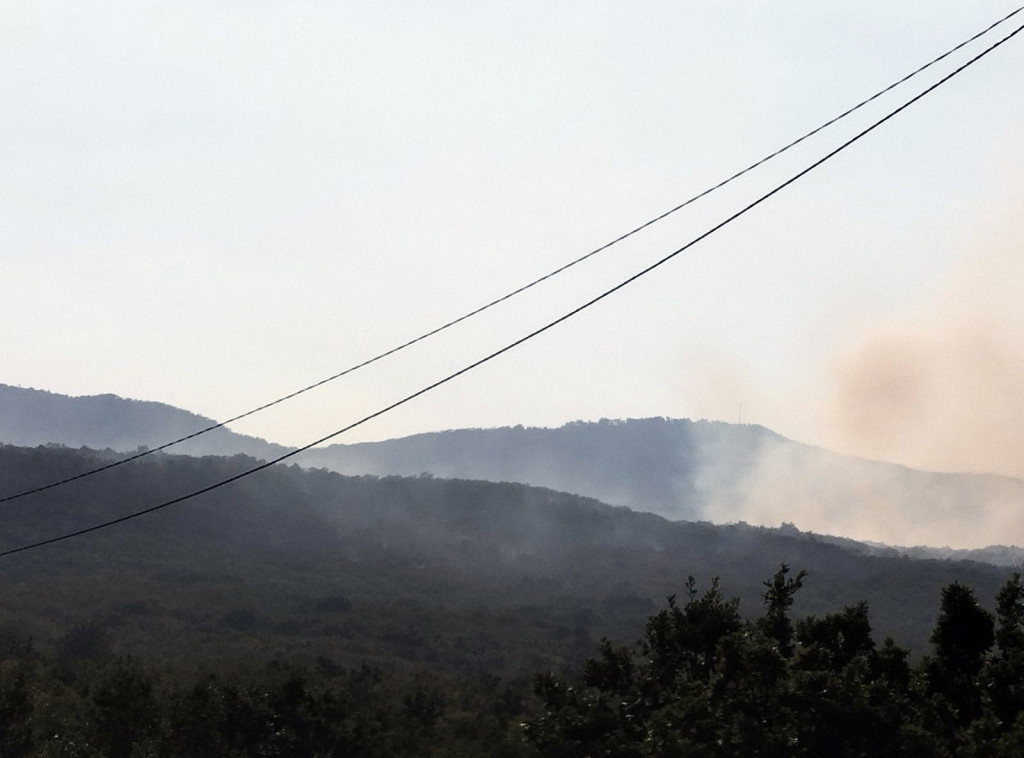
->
0;383;287;460
6;385;1024;550
302;418;1024;550
303;418;781;520
0;442;1013;668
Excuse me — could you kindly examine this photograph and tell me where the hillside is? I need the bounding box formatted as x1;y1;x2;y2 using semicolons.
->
303;418;776;521
0;443;1014;670
304;418;1024;549
5;384;1024;549
0;383;288;460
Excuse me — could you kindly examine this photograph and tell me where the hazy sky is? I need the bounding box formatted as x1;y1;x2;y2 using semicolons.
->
4;2;1023;478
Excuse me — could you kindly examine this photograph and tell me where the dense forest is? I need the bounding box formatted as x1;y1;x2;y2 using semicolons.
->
526;567;1024;756
0;443;1014;663
2;567;1024;755
1;443;1023;753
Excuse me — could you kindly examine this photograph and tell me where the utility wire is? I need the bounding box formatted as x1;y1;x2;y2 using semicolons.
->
3;4;1020;507
2;16;1020;559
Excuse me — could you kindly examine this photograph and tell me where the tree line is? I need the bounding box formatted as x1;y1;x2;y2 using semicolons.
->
2;567;1023;755
525;566;1024;756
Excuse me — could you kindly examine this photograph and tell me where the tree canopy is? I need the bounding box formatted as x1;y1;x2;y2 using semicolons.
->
525;568;1024;757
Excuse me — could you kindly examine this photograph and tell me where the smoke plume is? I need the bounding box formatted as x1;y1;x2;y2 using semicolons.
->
829;165;1024;480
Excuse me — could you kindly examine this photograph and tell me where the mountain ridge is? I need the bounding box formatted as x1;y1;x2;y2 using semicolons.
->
4;382;1024;552
302;418;1024;550
0;383;288;460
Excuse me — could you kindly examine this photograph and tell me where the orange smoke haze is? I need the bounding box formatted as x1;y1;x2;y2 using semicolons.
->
827;158;1024;479
833;321;1024;478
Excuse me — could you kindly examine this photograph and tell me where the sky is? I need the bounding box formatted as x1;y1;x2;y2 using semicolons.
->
4;2;1024;481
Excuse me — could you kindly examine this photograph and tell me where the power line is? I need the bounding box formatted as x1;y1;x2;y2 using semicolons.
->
3;4;1020;507
2;15;1020;559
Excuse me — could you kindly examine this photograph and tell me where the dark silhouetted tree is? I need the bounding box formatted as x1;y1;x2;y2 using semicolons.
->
758;563;806;658
925;582;994;728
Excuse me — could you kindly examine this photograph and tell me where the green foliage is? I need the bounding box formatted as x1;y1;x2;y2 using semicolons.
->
525;569;1024;757
0;653;532;757
6;445;1024;754
6;567;1024;755
0;441;1015;676
990;573;1024;728
759;563;806;658
925;582;995;728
